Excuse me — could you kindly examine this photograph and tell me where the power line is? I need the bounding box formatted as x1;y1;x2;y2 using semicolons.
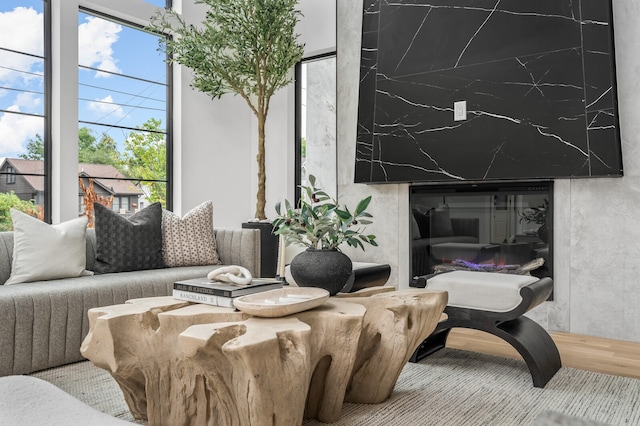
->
0;47;44;60
0;64;44;79
0;86;44;97
79;82;165;103
79;96;165;112
78;64;165;86
0;108;43;118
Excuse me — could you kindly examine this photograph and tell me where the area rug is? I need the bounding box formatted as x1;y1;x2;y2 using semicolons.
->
30;349;640;425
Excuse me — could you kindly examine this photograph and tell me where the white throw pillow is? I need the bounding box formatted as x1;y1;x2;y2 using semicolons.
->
5;209;92;285
161;201;222;267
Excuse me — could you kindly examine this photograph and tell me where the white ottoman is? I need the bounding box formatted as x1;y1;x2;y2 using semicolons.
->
409;270;561;388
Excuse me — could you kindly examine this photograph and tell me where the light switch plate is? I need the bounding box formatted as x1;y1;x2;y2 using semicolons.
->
454;101;467;121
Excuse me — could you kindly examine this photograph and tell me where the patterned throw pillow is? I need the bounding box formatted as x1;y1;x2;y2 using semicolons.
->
161;201;222;267
93;202;165;274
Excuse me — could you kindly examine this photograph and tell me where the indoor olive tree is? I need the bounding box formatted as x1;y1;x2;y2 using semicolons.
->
149;0;305;220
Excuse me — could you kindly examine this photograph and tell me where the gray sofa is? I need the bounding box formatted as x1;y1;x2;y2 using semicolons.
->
0;227;260;377
412;217;480;277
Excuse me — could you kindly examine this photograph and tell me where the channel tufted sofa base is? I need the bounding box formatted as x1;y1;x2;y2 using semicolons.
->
0;227;260;377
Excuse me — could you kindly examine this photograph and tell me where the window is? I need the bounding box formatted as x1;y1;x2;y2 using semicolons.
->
111;195;131;214
5;167;15;184
295;53;336;201
0;1;49;228
77;10;171;217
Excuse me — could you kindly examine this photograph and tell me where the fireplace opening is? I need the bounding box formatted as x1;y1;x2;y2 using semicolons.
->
410;181;553;280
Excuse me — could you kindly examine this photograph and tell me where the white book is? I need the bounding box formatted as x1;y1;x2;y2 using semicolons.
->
172;289;236;308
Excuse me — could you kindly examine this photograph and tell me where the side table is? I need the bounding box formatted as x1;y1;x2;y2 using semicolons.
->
80;288;447;426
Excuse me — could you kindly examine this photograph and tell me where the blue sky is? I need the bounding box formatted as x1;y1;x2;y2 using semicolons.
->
0;1;167;158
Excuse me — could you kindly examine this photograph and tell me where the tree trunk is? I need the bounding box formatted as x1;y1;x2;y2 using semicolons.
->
255;112;267;220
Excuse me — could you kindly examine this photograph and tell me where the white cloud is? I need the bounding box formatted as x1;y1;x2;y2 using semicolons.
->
0;107;43;156
0;7;44;85
87;95;124;118
14;92;42;110
78;16;122;77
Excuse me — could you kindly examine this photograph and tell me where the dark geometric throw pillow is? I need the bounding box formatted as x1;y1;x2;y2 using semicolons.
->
93;202;166;274
427;205;454;238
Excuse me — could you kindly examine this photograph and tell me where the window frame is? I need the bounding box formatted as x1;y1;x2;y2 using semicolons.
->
294;51;337;204
0;1;51;221
77;7;173;211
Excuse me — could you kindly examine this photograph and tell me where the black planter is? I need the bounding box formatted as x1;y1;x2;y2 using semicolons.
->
290;249;353;296
242;222;279;278
537;223;549;243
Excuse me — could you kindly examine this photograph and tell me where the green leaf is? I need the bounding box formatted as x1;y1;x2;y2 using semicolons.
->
334;208;351;221
355;196;371;215
269;174;377;252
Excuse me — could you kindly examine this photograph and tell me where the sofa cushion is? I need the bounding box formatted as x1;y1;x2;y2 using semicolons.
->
93;202;165;274
4;210;91;285
162;201;222;267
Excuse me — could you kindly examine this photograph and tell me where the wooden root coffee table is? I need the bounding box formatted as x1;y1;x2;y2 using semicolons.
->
80;287;447;426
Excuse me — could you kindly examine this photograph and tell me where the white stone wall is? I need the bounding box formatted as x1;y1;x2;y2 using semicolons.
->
336;0;640;343
304;57;337;198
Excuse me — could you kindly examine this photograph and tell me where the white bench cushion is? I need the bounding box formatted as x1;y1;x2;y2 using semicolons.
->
426;271;539;312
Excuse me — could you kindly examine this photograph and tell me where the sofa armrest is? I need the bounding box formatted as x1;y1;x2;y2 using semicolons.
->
214;228;261;277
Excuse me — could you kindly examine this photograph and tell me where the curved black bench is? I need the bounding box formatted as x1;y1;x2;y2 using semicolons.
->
409;271;561;388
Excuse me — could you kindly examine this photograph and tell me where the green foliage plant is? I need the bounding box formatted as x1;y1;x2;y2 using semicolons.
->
272;175;377;251
149;0;305;220
20;134;45;160
0;192;40;231
519;199;548;225
119;118;167;205
21;128;121;166
78;127;121;166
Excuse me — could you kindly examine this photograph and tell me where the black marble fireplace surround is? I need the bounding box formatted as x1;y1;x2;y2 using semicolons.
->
356;0;622;184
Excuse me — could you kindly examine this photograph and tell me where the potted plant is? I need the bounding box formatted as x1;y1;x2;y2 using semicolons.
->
149;0;305;220
272;175;377;294
519;199;549;243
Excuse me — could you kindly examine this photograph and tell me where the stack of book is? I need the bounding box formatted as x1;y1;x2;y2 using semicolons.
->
172;277;284;308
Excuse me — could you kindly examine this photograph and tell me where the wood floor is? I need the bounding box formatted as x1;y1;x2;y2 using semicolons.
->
446;328;640;380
